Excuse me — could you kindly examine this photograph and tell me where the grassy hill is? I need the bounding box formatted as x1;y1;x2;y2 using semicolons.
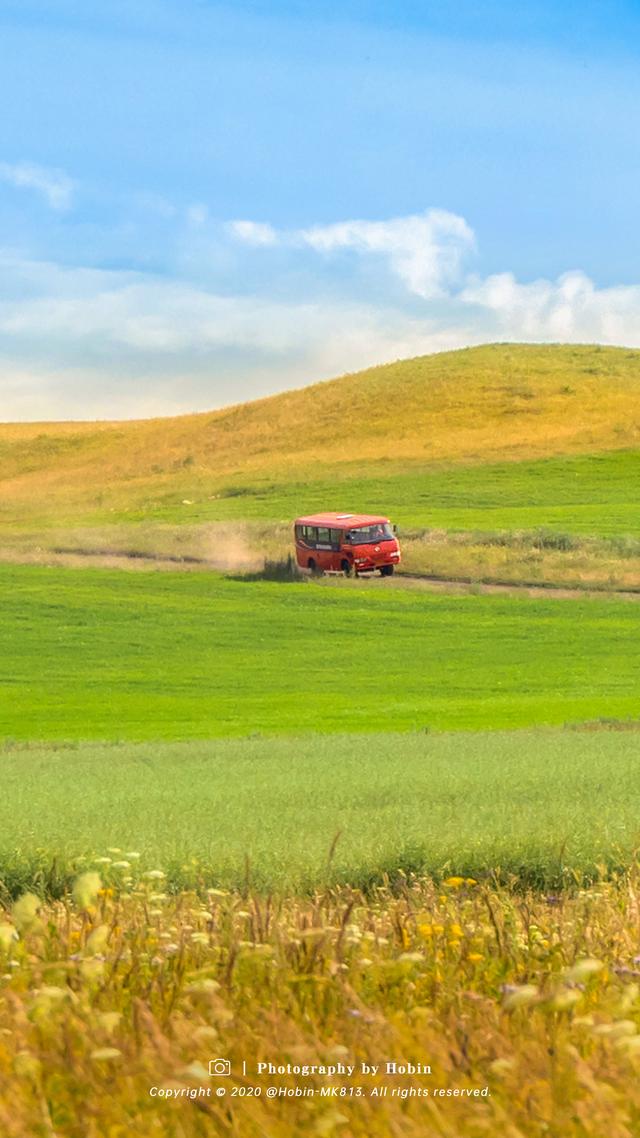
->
3;343;640;589
3;342;640;522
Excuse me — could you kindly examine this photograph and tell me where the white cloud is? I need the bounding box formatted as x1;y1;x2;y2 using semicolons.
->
230;219;278;246
0;254;465;419
231;208;476;297
298;209;475;298
187;203;208;226
6;204;640;419
0;162;75;211
461;270;640;343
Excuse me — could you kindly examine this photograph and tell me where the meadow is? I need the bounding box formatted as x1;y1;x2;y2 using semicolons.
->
4;344;640;1135
2;729;640;897
2;563;640;742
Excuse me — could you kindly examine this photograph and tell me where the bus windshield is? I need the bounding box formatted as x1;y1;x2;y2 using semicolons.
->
346;523;394;544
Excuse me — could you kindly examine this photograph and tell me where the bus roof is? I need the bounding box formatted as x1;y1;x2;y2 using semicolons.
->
295;513;390;528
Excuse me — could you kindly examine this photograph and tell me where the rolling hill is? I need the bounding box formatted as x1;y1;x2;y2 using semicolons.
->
2;343;640;525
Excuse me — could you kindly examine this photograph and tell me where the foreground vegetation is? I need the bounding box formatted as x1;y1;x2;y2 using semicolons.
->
3;563;640;740
4;869;640;1137
1;729;640;896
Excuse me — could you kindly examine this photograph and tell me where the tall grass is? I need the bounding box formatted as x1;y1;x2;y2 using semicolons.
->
4;868;640;1136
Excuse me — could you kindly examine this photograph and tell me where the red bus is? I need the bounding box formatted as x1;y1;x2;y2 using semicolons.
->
294;512;401;576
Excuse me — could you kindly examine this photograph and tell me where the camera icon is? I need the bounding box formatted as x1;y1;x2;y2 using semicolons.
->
208;1058;231;1077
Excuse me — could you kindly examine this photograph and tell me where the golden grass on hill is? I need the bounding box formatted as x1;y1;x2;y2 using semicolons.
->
4;868;640;1137
3;343;640;518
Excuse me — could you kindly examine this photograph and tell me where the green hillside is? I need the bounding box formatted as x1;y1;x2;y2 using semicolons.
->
2;343;640;522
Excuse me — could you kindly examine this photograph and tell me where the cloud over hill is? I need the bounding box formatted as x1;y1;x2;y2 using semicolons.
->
4;204;640;420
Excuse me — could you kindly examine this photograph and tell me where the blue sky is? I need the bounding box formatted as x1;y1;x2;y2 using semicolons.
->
1;0;640;419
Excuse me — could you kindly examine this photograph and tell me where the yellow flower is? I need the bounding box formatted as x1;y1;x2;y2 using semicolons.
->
418;924;433;938
468;952;483;963
444;877;465;889
449;924;464;938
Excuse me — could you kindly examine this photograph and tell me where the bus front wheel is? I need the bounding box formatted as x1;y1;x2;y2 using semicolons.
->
380;564;394;577
341;560;352;577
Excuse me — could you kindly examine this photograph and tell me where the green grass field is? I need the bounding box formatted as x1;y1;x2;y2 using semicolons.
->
2;563;640;741
61;449;640;539
2;729;640;894
2;560;640;893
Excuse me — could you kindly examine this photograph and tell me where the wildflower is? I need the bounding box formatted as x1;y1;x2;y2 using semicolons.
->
192;1026;219;1044
468;952;483;963
111;861;131;870
35;985;71;1004
86;925;110;956
489;1058;514;1077
72;872;102;910
593;1020;637;1040
449;924;464;938
502;984;539;1010
80;959;105;982
444;877;466;889
182;1061;210;1081
125;851;141;860
97;1012;121;1034
0;924;18;950
12;893;40;933
185;978;220;994
565;958;605;983
90;1048;122;1062
547;989;582;1011
93;857;112;866
144;870;166;881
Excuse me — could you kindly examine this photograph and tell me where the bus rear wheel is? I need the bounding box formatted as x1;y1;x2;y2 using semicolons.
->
308;558;322;576
341;560;352;577
379;564;394;577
